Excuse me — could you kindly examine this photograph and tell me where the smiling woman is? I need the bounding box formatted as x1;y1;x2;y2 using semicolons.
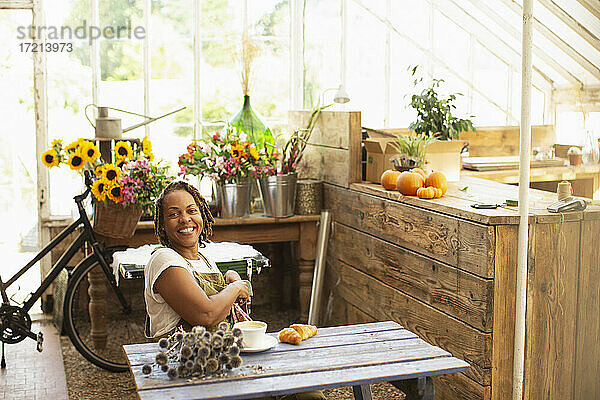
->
145;180;249;337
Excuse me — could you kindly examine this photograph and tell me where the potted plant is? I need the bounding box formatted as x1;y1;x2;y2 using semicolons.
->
41;137;171;238
177;125;264;218
254;101;331;217
407;66;476;180
389;135;434;171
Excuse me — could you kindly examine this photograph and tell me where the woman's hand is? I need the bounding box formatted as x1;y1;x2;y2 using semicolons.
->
224;270;242;284
229;280;249;303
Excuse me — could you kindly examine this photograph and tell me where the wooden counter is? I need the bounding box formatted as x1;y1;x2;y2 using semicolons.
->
462;164;600;200
319;177;600;400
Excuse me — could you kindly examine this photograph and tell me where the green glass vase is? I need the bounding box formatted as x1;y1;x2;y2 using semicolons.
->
230;95;274;148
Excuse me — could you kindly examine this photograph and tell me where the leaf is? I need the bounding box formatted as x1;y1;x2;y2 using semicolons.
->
459;186;468;192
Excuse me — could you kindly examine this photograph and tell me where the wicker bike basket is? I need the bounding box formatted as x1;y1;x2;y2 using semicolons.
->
92;199;142;239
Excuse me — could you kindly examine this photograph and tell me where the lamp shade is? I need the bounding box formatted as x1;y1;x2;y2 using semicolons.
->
333;85;350;104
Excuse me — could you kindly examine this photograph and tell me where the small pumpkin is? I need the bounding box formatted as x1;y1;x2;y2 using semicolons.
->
381;169;402;190
416;186;436;199
396;171;424;195
432;187;443;198
425;171;448;195
410;168;428;181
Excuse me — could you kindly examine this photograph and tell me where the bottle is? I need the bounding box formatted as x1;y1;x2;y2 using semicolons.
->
582;130;599;165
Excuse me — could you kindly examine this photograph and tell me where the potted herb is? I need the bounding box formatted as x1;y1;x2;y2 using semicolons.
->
389;135;434;171
408;66;475;180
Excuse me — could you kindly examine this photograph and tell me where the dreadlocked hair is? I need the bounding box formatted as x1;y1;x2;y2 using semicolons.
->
154;180;215;248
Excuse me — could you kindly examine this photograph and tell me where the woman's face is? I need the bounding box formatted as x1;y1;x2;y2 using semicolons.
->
162;190;204;254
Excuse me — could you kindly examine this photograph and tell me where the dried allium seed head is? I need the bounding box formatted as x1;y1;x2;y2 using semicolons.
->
141;363;152;375
231;327;242;338
198;345;210;359
228;344;240;357
184;333;195;345
175;332;184;342
158;338;169;349
211;335;224;347
185;360;195;370
223;334;235;347
161;364;169;373
229;355;242;369
218;353;230;365
203;331;212;341
218;321;229;331
180;345;193;359
155;351;169;366
195;357;206;367
192;326;206;336
225;363;233;370
205;358;219;373
215;329;225;337
167;367;178;379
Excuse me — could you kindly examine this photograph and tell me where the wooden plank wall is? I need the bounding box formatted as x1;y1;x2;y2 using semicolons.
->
288;110;362;187
322;183;600;400
368;125;555;157
322;183;493;399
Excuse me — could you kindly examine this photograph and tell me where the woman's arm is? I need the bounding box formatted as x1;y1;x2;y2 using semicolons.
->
154;267;249;327
224;270;242;284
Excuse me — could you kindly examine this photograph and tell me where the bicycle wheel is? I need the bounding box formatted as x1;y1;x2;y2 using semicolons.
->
64;255;151;372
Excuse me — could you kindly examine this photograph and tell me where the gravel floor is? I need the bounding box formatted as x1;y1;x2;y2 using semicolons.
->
60;305;405;400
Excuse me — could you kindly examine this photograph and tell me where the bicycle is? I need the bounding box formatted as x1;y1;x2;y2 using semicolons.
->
0;170;149;372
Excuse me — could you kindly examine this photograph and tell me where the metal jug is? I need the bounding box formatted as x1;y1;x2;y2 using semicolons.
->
85;104;186;138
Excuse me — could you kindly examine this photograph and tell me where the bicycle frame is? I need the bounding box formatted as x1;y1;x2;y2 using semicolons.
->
0;177;129;315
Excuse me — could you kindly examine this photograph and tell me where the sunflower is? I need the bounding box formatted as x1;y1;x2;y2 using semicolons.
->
230;143;246;160
106;183;123;203
81;141;100;163
114;141;133;160
249;146;260;160
94;164;106;176
67;150;85;170
64;140;79;152
91;178;109;201
41;149;59;168
142;136;152;154
51;139;63;148
115;159;128;169
102;164;121;183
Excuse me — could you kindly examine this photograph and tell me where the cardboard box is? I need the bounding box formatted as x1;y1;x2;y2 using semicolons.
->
363;138;466;182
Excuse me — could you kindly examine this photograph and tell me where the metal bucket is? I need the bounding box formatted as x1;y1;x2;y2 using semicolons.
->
216;180;252;218
258;173;297;218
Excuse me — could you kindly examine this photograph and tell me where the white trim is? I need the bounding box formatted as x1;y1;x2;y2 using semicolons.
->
340;0;347;90
143;0;151;137
290;0;304;109
193;0;202;140
91;0;99;110
383;0;391;127
0;0;32;9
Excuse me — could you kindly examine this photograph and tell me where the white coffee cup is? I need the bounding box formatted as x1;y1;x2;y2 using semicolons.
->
234;321;267;348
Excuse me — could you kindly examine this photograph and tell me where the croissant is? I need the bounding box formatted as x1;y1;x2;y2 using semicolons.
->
278;328;302;345
290;324;317;341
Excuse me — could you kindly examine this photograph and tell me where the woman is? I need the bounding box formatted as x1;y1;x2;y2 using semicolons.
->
145;180;249;337
145;181;324;400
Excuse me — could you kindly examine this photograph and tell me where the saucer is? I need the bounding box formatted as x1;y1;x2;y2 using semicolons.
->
241;334;278;353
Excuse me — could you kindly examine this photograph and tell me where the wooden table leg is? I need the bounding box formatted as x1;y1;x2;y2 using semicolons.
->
297;221;318;322
393;377;435;400
87;266;108;349
352;384;373;400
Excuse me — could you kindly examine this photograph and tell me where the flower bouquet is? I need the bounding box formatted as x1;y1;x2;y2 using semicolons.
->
177;125;264;218
42;137;171;237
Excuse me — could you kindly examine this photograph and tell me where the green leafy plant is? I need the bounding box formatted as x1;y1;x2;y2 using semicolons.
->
408;66;476;140
389;135;434;168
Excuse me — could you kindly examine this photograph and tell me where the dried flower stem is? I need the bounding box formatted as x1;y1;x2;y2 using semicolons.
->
239;29;261;96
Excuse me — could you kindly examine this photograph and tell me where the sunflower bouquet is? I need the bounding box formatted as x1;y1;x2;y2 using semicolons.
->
42;136;170;217
177;125;264;184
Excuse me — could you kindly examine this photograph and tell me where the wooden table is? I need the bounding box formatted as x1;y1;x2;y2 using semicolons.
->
123;321;469;400
461;164;600;199
97;213;321;321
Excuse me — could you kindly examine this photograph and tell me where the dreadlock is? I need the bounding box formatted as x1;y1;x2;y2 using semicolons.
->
154;180;215;248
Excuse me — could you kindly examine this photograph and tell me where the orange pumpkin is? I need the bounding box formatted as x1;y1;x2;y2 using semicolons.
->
380;170;401;190
396;171;424;195
410;168;428;181
425;172;448;195
416;186;436;199
432;187;443;198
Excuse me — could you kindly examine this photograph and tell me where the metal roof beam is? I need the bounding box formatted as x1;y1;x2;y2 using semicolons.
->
462;0;581;86
498;0;600;81
576;0;600;22
538;0;600;53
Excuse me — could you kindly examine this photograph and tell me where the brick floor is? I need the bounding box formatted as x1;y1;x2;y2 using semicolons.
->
0;314;68;400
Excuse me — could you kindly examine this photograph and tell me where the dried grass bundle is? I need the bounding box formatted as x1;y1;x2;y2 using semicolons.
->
237;29;261;96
